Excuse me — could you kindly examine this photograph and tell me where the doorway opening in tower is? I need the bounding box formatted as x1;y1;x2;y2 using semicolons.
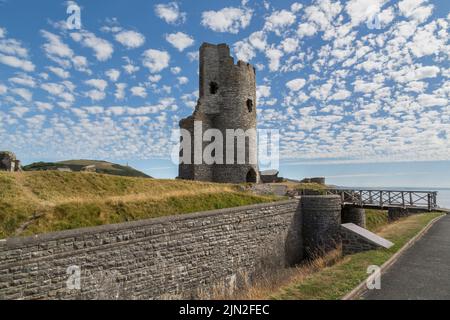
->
246;168;257;183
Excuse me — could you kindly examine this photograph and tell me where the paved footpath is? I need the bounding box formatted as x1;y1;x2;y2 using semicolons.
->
363;214;450;300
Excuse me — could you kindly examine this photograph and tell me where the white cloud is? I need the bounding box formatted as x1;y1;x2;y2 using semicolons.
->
170;67;181;74
0;39;29;58
142;49;170;73
346;0;384;26
405;81;427;93
201;7;252;34
154;2;186;25
114;83;127;100
286;78;306;91
378;7;395;26
8;74;36;87
297;22;318;38
413;66;441;81
329;89;351;100
165;32;194;52
0;54;34;72
148;74;162;82
48;66;70;79
35;101;53;111
353;79;383;92
114;30;145;49
85;79;108;91
40;82;75;104
122;57;140;74
41;30;73;59
177;76;188;85
11;106;29;118
399;0;433;23
291;2;303;13
85;90;106;101
257;85;271;99
408;25;445;58
40;30;90;73
0;84;7;94
11;87;32;102
187;51;199;62
265;48;283;72
105;69;120;82
233;41;255;62
280;38;299;53
417;94;447;107
248;31;267;51
70;31;114;61
264;9;296;35
257;85;277;106
130;86;147;98
0;27;5;38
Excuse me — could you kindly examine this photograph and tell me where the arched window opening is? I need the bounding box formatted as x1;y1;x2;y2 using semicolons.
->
209;82;219;94
246;99;253;113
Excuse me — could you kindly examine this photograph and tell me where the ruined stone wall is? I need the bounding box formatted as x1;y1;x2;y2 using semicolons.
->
178;43;259;183
0;200;302;300
0;151;20;172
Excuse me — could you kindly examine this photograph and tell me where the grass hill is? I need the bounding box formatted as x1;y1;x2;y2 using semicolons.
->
22;159;150;178
0;171;279;239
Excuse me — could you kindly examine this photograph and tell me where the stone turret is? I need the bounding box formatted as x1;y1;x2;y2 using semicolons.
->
0;151;21;172
178;43;259;183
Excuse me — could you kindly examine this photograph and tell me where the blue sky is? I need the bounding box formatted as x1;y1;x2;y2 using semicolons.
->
0;0;449;188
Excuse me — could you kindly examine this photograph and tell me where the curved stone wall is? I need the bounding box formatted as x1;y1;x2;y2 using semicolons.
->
301;195;342;258
341;207;366;228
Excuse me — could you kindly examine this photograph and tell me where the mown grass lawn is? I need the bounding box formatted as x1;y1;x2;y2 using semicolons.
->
271;212;443;300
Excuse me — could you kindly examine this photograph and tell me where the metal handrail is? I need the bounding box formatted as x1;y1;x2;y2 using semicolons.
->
326;189;438;210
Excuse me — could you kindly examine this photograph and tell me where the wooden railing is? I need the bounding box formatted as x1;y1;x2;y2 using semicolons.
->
326;189;438;210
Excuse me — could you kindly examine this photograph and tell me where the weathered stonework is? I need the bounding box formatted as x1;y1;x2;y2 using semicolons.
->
340;223;393;255
0;151;21;172
388;207;410;221
178;43;259;183
0;200;302;300
341;206;366;228
301;195;342;258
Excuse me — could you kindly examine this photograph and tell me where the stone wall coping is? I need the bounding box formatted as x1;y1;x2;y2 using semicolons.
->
1;199;300;248
341;223;394;248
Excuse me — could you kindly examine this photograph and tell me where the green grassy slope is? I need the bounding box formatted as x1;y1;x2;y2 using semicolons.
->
0;171;279;238
22;160;150;178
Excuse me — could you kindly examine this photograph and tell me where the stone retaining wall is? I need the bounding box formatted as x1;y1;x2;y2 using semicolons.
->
0;200;303;300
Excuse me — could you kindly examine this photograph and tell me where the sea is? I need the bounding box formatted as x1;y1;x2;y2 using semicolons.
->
436;189;450;209
337;187;450;209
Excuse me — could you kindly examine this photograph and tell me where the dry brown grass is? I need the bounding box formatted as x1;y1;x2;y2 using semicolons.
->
0;171;279;238
211;248;343;300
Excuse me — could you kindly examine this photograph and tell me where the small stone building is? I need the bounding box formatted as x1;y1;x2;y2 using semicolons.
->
301;177;326;185
178;43;259;183
260;169;280;183
0;151;21;172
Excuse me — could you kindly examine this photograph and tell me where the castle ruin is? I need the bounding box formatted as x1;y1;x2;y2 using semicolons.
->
178;43;260;183
0;151;21;172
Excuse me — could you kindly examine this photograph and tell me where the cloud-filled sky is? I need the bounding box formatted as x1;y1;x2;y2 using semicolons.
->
0;0;449;187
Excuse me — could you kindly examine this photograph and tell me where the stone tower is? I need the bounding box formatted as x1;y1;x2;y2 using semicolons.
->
178;43;259;183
